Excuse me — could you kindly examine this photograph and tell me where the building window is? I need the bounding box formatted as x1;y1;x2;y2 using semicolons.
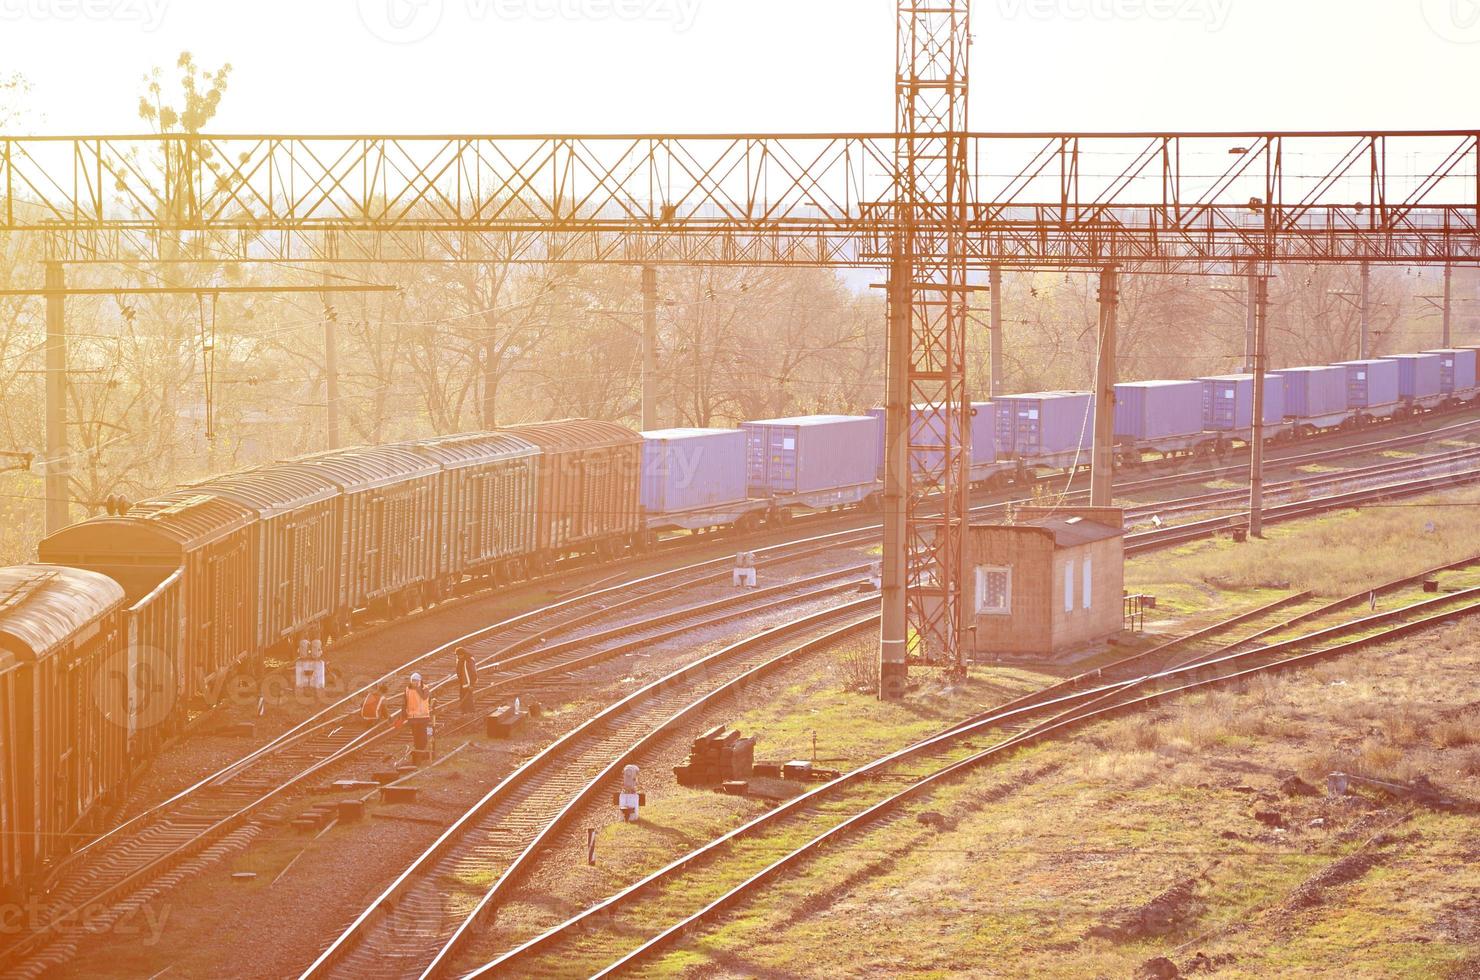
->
1064;559;1075;613
976;566;1011;615
1083;556;1093;610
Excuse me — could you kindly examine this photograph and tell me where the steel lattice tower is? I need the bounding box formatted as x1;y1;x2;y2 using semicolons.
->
880;1;974;696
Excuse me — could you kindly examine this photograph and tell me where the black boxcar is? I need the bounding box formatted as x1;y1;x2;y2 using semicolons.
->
0;565;130;902
501;420;642;565
402;433;541;592
39;492;257;708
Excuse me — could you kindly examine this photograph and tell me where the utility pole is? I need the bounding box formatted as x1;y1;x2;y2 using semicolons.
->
1359;261;1371;359
879;254;912;701
1090;266;1118;508
44;262;68;535
641;266;658;431
988;264;1004;399
1244;260;1257;374
322;276;341;451
1249;273;1270;538
1443;263;1453;348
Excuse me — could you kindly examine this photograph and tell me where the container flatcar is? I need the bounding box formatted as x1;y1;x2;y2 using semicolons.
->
500;419;643;564
640;428;763;533
39;493;256;709
743;416;880;511
0;565;130;903
403;432;541;589
289;446;441;627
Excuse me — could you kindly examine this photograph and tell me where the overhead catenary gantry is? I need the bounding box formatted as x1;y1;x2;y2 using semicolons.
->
2;1;1479;696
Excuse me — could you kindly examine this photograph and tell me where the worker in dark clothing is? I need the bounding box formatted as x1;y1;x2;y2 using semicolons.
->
456;647;479;714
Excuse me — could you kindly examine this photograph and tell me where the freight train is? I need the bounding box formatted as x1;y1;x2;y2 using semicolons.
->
3;346;1478;901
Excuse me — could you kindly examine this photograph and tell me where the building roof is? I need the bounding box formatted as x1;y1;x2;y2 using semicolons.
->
974;515;1123;549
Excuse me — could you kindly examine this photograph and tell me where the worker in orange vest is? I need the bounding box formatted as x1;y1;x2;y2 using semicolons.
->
403;673;433;751
360;683;389;724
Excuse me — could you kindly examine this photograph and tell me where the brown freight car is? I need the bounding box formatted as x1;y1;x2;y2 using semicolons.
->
499;419;642;568
402;432;541;594
0;566;130;904
38;493;256;711
289;445;439;631
190;465;339;656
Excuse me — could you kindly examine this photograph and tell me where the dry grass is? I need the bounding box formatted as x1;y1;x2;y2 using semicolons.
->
1432;713;1479;749
635;598;1480;980
1127;487;1480;597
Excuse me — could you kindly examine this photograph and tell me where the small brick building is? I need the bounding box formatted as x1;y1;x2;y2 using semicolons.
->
966;506;1125;660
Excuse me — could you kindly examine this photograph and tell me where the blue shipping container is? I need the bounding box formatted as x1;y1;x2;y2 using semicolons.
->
1334;359;1401;410
743;416;880;496
1198;374;1285;430
1422;349;1479;393
997;392;1095;457
1383;353;1444;400
867;404;996;476
1280;366;1348;419
1113;380;1205;441
970;402;997;467
640;428;748;515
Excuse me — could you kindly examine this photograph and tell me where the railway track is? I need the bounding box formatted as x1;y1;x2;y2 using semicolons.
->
11;419;1480;974
324;467;1480;979
469;569;1480;978
0;533;877;974
302;602;878;979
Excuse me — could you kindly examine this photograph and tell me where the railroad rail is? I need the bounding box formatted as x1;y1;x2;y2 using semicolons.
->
11;420;1480;974
0;532;877;973
350;467;1480;978
302;603;878;978
471;571;1480;977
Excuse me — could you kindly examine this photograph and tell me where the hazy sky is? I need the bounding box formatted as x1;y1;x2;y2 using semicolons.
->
0;0;1477;134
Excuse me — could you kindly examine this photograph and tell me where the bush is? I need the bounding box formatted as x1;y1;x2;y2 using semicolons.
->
836;638;878;693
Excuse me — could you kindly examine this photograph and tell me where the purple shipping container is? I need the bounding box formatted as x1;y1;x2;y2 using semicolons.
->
1382;353;1444;400
640;428;747;515
743;416;880;496
1422;349;1479;393
970;402;997;467
1334;359;1401;410
996;392;1095;458
1113;380;1205;441
866;404;996;475
1198;374;1285;430
1280;366;1348;419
